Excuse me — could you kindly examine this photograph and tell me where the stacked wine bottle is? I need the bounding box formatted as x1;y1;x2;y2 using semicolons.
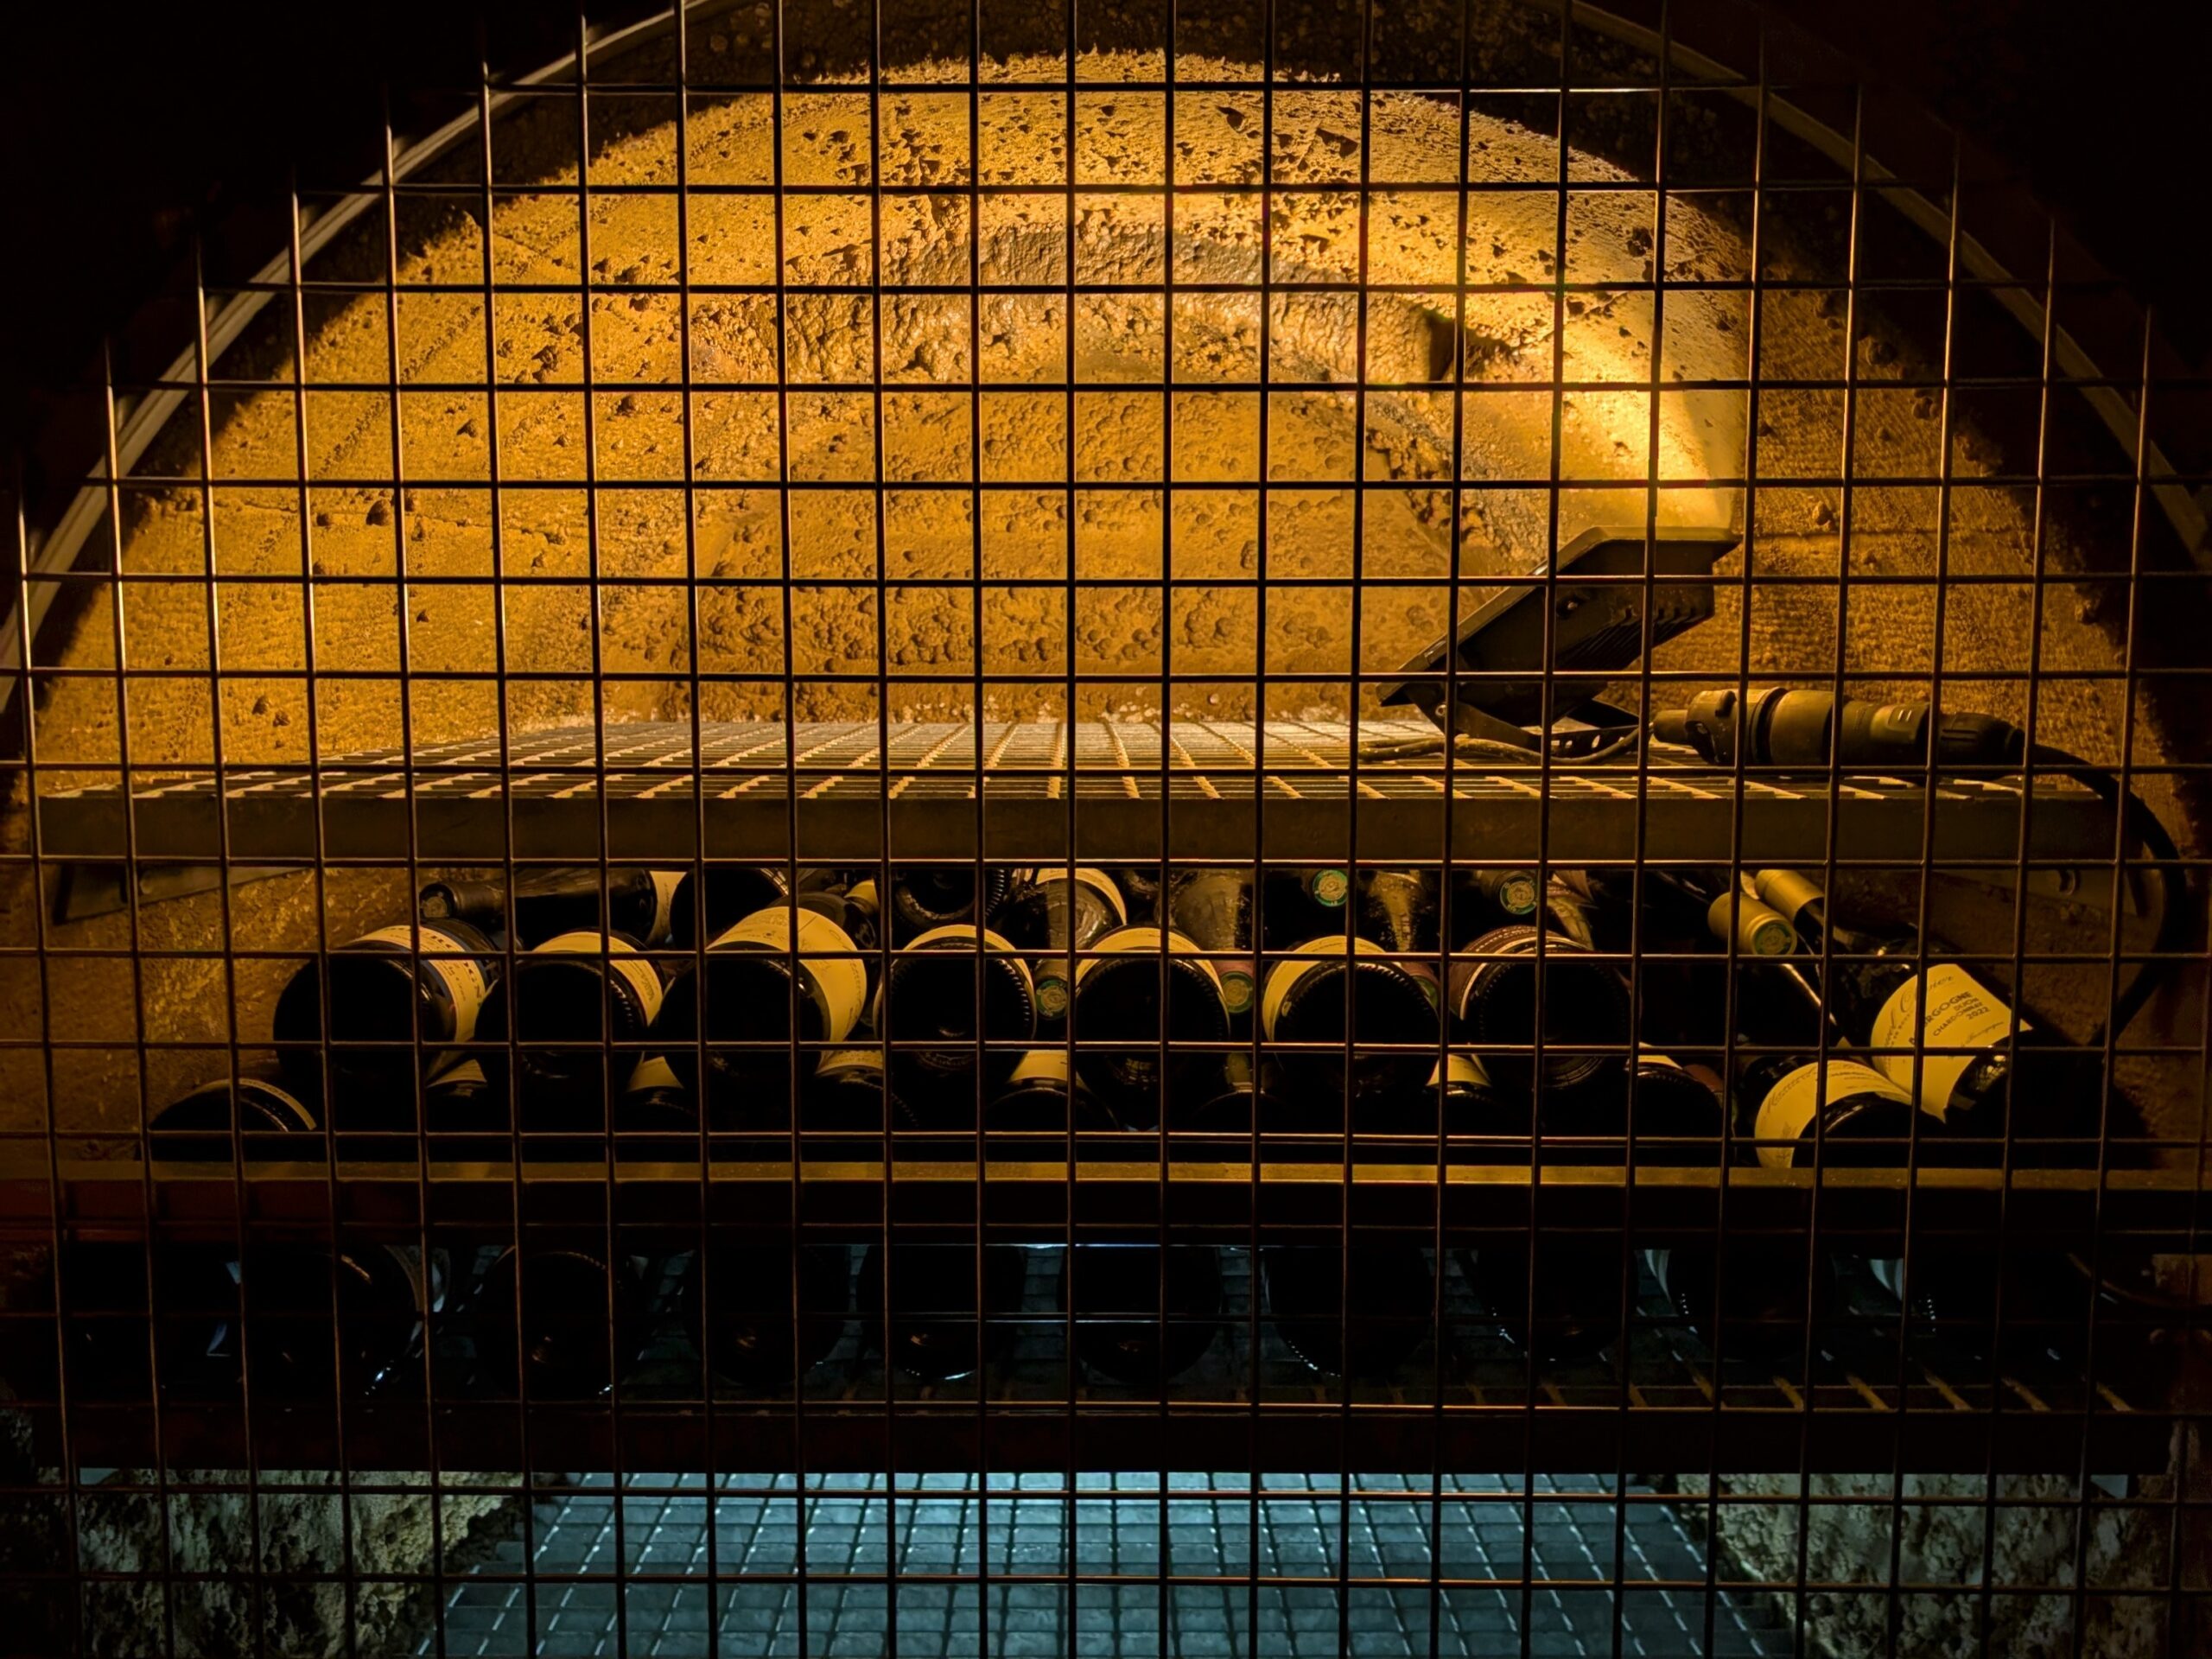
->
60;855;2128;1404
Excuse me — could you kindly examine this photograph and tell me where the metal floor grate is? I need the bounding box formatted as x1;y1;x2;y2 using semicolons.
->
36;720;2109;863
433;1472;1788;1658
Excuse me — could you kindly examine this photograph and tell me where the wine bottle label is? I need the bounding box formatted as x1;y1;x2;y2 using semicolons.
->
1866;963;2027;1119
434;1059;487;1088
903;924;1038;997
1638;1047;1686;1071
1430;1052;1492;1090
1075;925;1227;1002
624;1056;682;1096
1259;934;1389;1038
646;871;686;946
1752;868;1824;929
1752;1059;1914;1171
1482;868;1539;916
358;924;490;1042
846;879;880;914
537;931;667;1026
711;906;868;1040
1706;892;1797;957
1006;1049;1071;1088
815;1047;885;1082
1308;868;1351;908
1034;866;1129;925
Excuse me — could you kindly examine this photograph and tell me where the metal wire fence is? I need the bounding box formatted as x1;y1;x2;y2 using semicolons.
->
2;0;2207;1654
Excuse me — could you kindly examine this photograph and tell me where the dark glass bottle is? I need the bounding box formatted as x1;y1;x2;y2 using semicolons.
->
420;866;686;950
1068;925;1233;1130
1057;1243;1224;1385
652;897;872;1127
1744;1053;1931;1170
987;1049;1119;1132
858;1241;1031;1382
1454;865;1543;932
1647;1242;1827;1366
1461;1235;1624;1365
804;1048;919;1133
1166;867;1259;1027
1752;868;2088;1163
475;930;664;1132
679;1242;850;1389
1451;925;1630;1093
121;1084;435;1400
1262;1241;1434;1378
667;865;839;954
876;924;1038;1116
999;867;1129;1028
1371;1051;1531;1142
272;919;498;1122
1543;1050;1729;1166
1260;865;1352;950
1261;931;1441;1107
614;1057;702;1137
469;1242;646;1400
886;865;1020;945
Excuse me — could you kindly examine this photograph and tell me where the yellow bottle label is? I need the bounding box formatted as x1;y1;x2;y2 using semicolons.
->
1034;866;1129;925
1867;963;2026;1119
646;871;686;946
358;924;489;1042
536;931;666;1026
903;925;1036;995
624;1055;682;1095
1075;925;1226;1001
1432;1051;1492;1090
709;906;868;1040
816;1047;885;1082
1753;1059;1914;1170
1006;1049;1072;1088
1259;935;1388;1039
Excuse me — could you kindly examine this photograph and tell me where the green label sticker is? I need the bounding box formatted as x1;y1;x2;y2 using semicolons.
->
1309;868;1350;907
1221;970;1255;1016
1035;976;1071;1020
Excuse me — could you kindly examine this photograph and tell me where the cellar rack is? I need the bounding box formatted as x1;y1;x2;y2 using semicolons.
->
14;721;2189;1477
35;717;2119;865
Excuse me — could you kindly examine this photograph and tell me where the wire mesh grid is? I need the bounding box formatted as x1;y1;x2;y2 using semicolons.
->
2;0;2209;1655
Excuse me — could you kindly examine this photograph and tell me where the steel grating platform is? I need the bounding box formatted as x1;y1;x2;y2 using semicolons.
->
35;719;2115;865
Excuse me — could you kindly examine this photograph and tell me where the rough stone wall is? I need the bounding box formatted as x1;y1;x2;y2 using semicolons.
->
0;5;2202;1656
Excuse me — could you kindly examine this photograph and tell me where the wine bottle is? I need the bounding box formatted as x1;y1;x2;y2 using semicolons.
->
1165;867;1259;1026
475;930;664;1132
667;864;839;953
1261;933;1440;1106
804;1048;919;1133
1450;925;1630;1092
140;1083;434;1399
887;864;1020;944
1056;1243;1224;1385
1068;925;1233;1129
616;1057;701;1136
1744;1053;1934;1170
1455;866;1542;930
1260;865;1352;950
987;1048;1118;1132
859;1240;1030;1382
149;1076;319;1160
420;866;686;950
1647;1242;1826;1365
999;867;1129;1028
1751;870;2085;1160
1542;1049;1728;1166
679;1241;849;1389
469;1242;646;1400
1262;1241;1433;1378
1461;1232;1624;1364
875;924;1038;1114
272;919;497;1117
652;899;872;1126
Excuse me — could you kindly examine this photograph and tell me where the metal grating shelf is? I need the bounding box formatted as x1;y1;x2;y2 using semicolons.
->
35;719;2117;864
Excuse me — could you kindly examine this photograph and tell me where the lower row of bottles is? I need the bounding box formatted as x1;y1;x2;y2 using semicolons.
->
13;1230;2169;1408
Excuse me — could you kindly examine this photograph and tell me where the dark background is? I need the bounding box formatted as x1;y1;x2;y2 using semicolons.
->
4;0;2209;484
